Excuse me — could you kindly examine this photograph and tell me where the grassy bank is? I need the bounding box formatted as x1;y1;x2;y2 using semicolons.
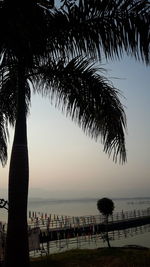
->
31;247;150;267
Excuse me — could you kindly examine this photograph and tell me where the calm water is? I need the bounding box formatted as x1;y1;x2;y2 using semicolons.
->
1;197;150;249
28;197;150;216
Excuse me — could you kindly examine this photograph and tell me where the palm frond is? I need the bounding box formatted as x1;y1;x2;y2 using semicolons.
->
54;0;150;63
33;57;127;163
0;55;31;125
0;1;51;64
0;54;31;166
0;112;8;166
1;1;149;64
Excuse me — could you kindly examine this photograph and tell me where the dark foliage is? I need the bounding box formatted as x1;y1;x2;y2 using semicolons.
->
97;197;115;216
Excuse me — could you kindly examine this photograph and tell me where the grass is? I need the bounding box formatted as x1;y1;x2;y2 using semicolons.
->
30;247;150;267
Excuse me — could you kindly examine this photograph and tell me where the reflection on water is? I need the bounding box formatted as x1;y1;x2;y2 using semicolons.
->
29;223;150;257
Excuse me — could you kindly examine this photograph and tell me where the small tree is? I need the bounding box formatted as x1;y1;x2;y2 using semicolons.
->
97;198;114;248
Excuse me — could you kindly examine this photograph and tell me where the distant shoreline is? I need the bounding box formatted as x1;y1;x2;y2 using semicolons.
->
28;196;150;203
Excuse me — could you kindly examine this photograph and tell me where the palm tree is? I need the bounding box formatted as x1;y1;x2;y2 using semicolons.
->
97;198;115;248
0;0;149;266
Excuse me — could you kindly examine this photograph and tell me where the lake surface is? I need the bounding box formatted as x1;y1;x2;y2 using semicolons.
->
28;197;150;216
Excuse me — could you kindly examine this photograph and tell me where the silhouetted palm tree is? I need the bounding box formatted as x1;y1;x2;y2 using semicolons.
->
0;0;149;266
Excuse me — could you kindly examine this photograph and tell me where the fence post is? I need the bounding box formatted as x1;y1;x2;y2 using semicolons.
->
121;210;125;221
138;210;141;217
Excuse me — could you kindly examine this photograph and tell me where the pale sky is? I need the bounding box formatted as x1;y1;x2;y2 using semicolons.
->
0;56;150;199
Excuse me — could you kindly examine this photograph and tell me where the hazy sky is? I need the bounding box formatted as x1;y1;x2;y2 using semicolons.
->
0;55;150;199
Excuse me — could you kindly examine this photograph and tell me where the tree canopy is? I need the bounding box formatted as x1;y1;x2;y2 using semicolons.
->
97;197;115;217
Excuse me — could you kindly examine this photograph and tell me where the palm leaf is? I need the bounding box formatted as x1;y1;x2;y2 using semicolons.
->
33;57;127;163
55;0;150;63
0;55;31;165
0;112;8;166
1;1;149;65
0;58;31;124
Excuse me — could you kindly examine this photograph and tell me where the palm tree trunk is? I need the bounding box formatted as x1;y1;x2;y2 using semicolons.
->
4;59;30;267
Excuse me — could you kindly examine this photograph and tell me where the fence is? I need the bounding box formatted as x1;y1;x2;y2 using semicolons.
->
27;208;150;231
29;223;150;257
1;208;150;259
27;208;150;257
